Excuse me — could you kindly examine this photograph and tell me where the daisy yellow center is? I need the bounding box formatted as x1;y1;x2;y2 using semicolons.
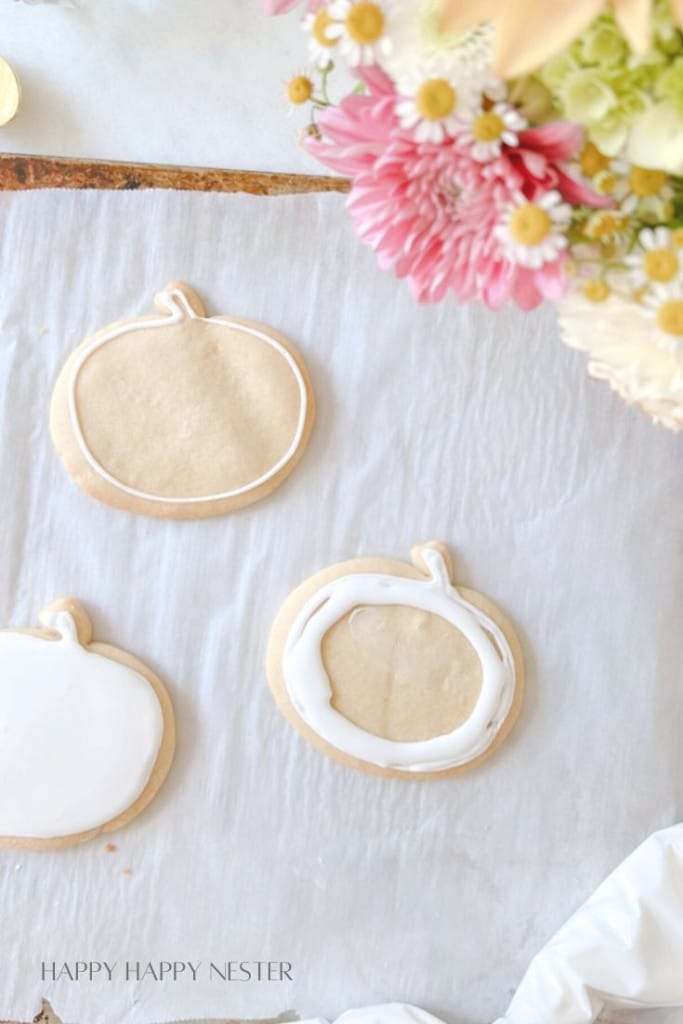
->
580;142;610;178
629;166;667;197
312;9;336;47
472;111;505;143
345;2;384;44
415;79;457;121
583;280;610;302
585;212;628;239
509;203;552;246
643;247;679;283
595;171;618;195
657;299;683;336
287;75;314;105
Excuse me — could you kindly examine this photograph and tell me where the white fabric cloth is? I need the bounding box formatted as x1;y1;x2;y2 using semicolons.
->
497;826;683;1024
0;189;680;1024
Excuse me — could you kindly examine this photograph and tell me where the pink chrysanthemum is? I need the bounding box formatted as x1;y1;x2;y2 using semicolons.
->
308;69;606;309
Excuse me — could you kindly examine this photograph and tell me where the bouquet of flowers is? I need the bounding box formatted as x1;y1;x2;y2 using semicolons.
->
264;0;683;431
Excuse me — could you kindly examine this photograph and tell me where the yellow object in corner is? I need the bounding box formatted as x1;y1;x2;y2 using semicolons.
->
0;57;20;126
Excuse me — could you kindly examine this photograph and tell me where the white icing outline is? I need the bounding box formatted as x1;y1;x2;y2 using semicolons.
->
67;286;310;504
282;547;516;772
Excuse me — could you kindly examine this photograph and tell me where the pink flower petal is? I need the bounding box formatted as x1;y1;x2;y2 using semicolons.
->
262;0;324;11
519;122;584;161
310;94;585;309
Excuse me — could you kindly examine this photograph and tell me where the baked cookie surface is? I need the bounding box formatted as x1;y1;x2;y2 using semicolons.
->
267;542;524;779
50;283;315;518
0;599;175;849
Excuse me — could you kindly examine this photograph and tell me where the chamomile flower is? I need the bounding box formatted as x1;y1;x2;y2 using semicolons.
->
645;282;683;348
582;209;632;244
618;165;675;216
396;74;463;142
626;227;682;289
326;0;391;67
285;72;315;108
459;103;527;162
495;191;571;269
378;1;496;89
582;278;611;302
302;6;338;64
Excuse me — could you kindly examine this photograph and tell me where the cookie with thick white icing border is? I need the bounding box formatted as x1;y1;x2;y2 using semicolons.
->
0;599;175;850
50;283;316;519
267;542;524;779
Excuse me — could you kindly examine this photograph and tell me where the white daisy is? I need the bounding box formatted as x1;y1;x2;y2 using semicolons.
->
326;0;392;68
620;165;674;216
378;0;497;89
459;103;527;162
626;227;683;290
644;282;683;350
396;74;463;143
582;208;632;247
302;6;338;65
495;191;571;269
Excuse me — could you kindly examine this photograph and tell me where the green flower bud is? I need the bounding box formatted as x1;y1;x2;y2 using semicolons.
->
560;69;617;123
580;23;628;66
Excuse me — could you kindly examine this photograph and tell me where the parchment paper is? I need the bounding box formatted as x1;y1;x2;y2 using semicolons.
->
0;189;680;1024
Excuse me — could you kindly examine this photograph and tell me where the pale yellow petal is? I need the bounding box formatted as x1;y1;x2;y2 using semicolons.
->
613;0;653;52
668;0;683;30
492;0;606;77
439;0;501;35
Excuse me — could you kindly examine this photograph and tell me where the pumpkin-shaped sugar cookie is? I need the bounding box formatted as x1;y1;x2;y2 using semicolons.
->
0;600;175;849
267;542;524;779
50;283;315;518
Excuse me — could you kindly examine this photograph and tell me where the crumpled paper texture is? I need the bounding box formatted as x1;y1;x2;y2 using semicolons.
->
0;189;680;1024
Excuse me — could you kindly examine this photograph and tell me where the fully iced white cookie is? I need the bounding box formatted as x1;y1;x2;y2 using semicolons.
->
267;542;524;779
303;1006;449;1024
50;282;316;518
0;600;175;849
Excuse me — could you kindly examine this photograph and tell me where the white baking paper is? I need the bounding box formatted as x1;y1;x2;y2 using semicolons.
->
0;189;680;1024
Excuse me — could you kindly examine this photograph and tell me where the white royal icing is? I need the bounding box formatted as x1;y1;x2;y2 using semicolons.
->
67;285;310;504
333;1006;448;1024
0;611;164;839
282;546;516;772
300;1005;446;1024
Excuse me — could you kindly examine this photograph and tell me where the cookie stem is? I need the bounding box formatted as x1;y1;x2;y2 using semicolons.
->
154;282;206;320
410;541;454;584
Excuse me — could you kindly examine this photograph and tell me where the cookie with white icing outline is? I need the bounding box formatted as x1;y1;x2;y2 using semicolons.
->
50;283;315;518
267;542;524;779
0;599;175;850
